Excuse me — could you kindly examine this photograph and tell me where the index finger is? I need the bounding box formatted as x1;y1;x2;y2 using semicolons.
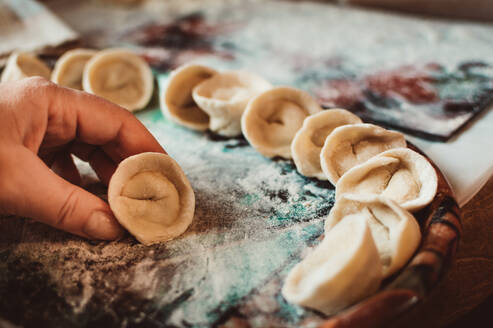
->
46;82;165;162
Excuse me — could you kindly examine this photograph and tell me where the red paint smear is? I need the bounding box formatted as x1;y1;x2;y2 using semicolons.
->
365;64;440;103
125;13;239;70
314;79;364;108
125;13;239;49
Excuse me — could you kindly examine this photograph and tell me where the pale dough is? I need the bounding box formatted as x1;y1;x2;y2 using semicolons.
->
162;64;217;131
192;70;272;137
320;123;406;185
108;152;195;245
241;86;322;159
83;48;154;112
292;109;362;179
282;215;382;315
1;52;51;83
325;194;421;277
336;148;438;212
51;48;97;90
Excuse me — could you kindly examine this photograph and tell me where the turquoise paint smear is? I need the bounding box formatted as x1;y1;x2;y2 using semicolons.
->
129;71;332;327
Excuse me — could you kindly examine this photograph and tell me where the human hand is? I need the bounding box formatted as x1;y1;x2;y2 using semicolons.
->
0;77;165;240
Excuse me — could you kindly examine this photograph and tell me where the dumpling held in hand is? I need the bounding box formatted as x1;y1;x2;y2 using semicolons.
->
108;152;195;245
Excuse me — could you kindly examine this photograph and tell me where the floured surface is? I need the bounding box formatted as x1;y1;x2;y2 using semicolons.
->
37;0;493;203
0;76;335;327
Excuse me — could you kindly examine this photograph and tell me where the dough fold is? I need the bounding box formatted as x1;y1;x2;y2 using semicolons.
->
325;194;421;277
242;86;322;158
192;70;272;137
52;48;97;90
320;123;406;184
292;109;362;179
162;64;217;131
1;52;51;83
336;148;438;211
282;215;382;315
108;152;195;245
83;48;154;112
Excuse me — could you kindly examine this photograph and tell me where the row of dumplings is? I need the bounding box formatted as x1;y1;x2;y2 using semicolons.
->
163;64;436;209
1;49;154;112
162;64;438;315
280;113;438;312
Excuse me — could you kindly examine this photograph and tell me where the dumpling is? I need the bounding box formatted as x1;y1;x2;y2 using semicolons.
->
83;48;154;112
325;194;421;277
336;148;438;212
241;87;322;159
51;48;97;90
320;123;406;185
162;64;217;131
192;71;272;137
291;109;362;180
282;215;382;315
108;152;195;245
0;52;51;83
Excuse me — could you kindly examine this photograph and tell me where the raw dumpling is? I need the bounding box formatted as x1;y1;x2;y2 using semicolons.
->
83;48;154;112
242;87;322;159
336;148;438;212
162;64;217;131
320;123;406;185
192;71;272;137
291;109;362;180
325;194;421;277
282;215;382;315
108;152;195;245
0;52;51;83
51;48;97;90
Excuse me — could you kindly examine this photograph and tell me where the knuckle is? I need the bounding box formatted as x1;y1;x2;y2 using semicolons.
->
0;149;17;215
11;77;58;105
55;188;80;229
0;147;11;213
23;76;54;89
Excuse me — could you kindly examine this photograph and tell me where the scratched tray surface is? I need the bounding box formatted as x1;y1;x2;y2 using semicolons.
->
0;103;337;327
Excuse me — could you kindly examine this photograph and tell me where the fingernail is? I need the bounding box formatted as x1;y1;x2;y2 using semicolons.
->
83;211;125;240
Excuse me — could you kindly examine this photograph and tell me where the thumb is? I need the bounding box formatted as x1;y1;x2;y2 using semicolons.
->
1;147;124;240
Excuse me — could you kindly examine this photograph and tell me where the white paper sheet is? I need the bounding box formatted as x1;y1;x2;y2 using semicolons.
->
407;105;493;207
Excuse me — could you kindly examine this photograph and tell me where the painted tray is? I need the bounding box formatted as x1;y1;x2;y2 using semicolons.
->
0;98;461;328
35;0;493;141
0;1;465;326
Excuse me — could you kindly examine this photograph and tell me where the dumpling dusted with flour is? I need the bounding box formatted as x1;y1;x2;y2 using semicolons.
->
108;152;195;245
291;109;362;180
282;215;382;315
242;87;322;159
192;70;272;137
162;64;217;131
325;194;421;277
83;48;154;112
336;148;438;212
51;48;97;90
1;52;51;83
320;123;406;185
